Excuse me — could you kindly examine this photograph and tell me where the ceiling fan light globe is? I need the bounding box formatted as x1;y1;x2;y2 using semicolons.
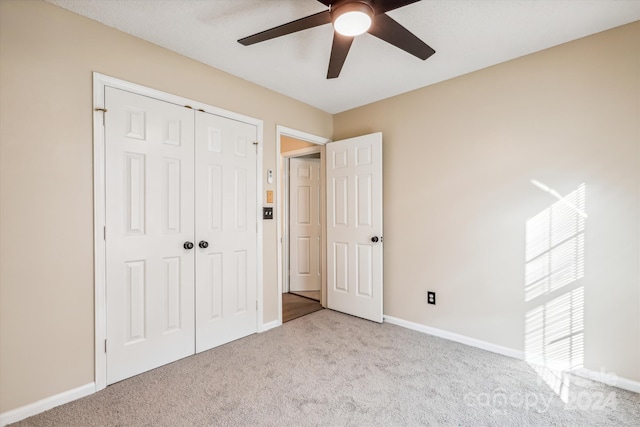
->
333;3;374;37
334;12;371;36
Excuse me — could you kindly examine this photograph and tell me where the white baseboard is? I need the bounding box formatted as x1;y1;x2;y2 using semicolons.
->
383;315;640;394
1;320;279;425
0;382;95;427
383;315;524;360
259;319;280;333
572;368;640;394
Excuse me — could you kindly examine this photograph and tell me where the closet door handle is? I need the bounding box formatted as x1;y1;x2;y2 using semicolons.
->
199;241;209;249
183;241;194;250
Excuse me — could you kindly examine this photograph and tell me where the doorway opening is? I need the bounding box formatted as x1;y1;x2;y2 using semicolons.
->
287;152;321;302
276;126;330;324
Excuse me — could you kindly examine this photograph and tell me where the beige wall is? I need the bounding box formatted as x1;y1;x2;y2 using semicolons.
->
334;22;640;382
280;135;316;153
0;0;332;412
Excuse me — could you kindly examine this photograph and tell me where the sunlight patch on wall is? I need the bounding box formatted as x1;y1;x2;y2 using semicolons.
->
526;287;585;370
524;182;586;400
525;183;586;301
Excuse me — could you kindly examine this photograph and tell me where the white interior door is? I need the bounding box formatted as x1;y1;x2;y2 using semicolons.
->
195;111;258;352
326;133;383;323
289;157;322;292
105;87;196;384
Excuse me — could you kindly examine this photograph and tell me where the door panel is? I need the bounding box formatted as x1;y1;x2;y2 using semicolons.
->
195;112;258;353
326;133;383;322
289;158;322;292
105;87;195;385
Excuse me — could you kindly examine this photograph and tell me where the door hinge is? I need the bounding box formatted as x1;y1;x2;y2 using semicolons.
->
256;300;258;310
95;108;107;126
103;226;106;240
104;339;107;353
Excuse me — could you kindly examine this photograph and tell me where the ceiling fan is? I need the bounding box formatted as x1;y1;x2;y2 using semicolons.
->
238;0;435;79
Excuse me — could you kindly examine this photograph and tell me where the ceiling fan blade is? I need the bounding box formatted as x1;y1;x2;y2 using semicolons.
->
367;13;435;60
316;0;332;5
375;0;421;14
327;33;354;79
238;10;331;46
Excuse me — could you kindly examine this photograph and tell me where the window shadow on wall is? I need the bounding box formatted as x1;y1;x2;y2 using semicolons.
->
524;182;586;402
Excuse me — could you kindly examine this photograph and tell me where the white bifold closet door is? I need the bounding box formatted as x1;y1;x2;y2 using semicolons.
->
194;112;258;353
105;87;257;385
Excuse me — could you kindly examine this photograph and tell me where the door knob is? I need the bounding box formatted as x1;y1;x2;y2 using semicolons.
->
199;241;209;249
183;241;194;250
371;236;379;243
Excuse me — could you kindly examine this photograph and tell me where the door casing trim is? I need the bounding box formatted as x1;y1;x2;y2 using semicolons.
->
283;150;321;295
93;73;264;391
275;126;330;326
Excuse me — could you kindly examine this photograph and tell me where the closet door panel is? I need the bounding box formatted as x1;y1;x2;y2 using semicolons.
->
105;87;196;385
195;112;258;352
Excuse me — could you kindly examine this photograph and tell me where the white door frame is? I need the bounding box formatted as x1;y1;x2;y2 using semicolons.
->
93;73;264;391
276;126;330;325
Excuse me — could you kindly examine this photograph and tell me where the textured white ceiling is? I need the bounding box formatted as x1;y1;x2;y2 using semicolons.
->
47;0;639;114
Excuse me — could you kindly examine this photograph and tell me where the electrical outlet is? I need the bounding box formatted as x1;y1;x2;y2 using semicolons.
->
427;291;436;305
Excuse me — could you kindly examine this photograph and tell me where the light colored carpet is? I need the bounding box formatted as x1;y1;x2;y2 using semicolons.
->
11;310;640;426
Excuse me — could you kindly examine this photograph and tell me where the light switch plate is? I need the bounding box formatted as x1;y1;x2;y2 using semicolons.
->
263;207;273;220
